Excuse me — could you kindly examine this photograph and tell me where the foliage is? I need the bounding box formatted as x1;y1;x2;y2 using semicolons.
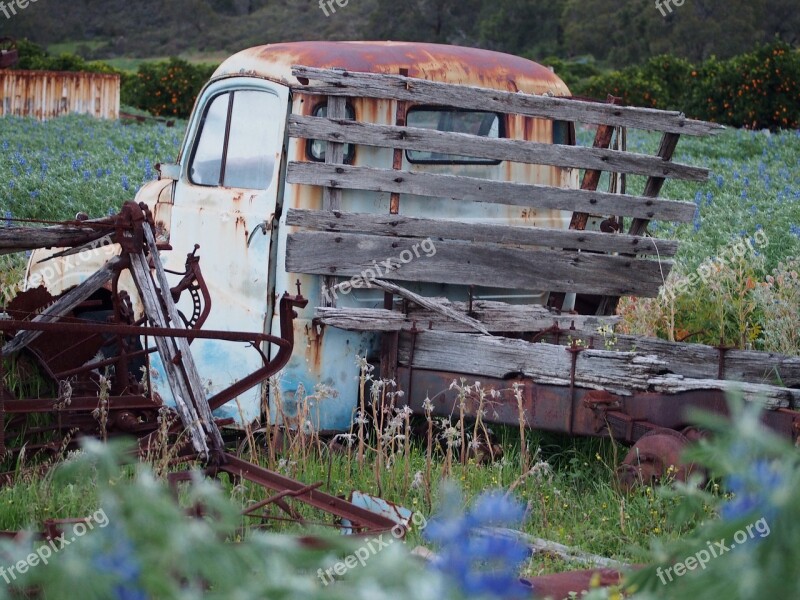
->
0;439;458;600
616;125;800;354
685;42;800;130
3;0;799;70
575;42;800;130
122;58;217;118
14;38;121;76
425;485;530;598
622;397;800;599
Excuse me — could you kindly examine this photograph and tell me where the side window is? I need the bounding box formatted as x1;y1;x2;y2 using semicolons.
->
405;108;503;165
307;103;356;163
190;92;229;186
189;89;281;189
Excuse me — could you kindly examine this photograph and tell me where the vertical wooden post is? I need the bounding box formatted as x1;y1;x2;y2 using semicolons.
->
321;94;347;307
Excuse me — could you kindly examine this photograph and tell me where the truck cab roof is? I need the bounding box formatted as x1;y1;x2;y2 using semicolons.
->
212;40;571;96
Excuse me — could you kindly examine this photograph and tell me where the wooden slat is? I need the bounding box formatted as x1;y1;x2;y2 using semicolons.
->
323;95;346;211
286;162;697;223
541;330;800;387
315;302;620;333
286;209;679;256
288;115;709;181
286;231;671;297
629;132;682;237
292;66;723;137
397;331;798;408
321;95;347;308
0;219;113;256
141;223;224;454
570;95;620;231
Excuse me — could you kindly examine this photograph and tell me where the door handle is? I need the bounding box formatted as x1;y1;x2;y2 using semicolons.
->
247;214;274;247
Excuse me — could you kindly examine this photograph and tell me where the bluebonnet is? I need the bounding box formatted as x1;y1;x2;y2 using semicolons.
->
4;210;12;227
425;489;531;599
92;526;148;600
790;224;800;239
721;459;782;525
121;175;130;191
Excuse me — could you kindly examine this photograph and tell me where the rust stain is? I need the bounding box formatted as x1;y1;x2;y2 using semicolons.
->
304;322;325;373
214;41;570;97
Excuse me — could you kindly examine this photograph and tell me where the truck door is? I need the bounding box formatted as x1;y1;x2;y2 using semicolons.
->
152;79;290;422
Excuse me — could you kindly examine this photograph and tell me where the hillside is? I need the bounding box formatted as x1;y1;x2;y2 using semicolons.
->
1;0;797;67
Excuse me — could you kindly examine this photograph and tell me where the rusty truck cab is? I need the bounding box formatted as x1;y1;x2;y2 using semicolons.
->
29;42;580;429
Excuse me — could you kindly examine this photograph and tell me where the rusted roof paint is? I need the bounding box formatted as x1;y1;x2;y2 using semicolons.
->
213;41;570;96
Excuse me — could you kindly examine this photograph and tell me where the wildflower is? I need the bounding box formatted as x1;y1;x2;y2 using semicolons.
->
92;526;148;600
721;459;782;523
425;487;530;599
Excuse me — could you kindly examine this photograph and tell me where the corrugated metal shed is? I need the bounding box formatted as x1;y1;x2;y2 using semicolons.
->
0;70;120;120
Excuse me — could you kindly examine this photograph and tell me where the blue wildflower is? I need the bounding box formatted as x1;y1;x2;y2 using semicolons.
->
4;210;12;227
92;527;148;600
716;175;724;188
121;176;130;191
83;170;91;181
96;168;105;179
790;224;800;239
425;489;530;599
721;459;782;524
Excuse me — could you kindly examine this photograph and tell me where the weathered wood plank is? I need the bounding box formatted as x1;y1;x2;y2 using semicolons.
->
286;162;697;223
542;330;800;387
366;279;490;335
286;209;679;257
570;95;620;231
141;223;225;455
292;66;724;137
0;222;112;256
286;231;672;297
397;330;798;408
315;302;620;333
323;95;346;211
288;115;709;181
128;250;210;458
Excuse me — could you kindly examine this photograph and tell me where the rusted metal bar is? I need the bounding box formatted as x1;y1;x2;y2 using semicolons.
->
207;292;307;411
0;318;291;348
243;482;324;515
219;453;398;534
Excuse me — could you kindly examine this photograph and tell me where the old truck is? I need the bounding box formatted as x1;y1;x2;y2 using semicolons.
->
11;41;800;483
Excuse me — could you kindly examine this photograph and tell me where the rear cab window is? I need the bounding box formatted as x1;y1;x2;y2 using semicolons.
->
405;107;503;164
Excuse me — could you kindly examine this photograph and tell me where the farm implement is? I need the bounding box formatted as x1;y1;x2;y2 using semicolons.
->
0;202;398;535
